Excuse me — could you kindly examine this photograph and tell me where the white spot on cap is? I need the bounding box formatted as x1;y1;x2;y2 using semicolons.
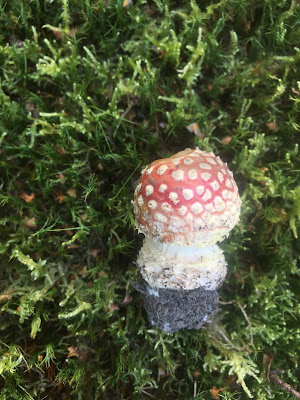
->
214;196;225;211
190;202;203;214
195;218;205;229
211;180;220;191
137;195;144;206
206;157;217;165
229;170;233;177
221;169;227;175
178;205;187;215
161;202;172;212
205;203;214;212
146;166;154;175
159;184;167;193
202;189;212;201
188;169;198;180
170;216;185;228
228;190;233;199
157;165;168;175
182;188;194;200
169;192;180;204
196;185;205;195
200;163;212;170
226;178;233;189
218;172;224;183
222;189;229;199
172;159;180;165
201;172;211;181
185;213;194;224
136;183;142;192
172;169;184;182
155;213;168;223
145;185;154;196
148;200;157;210
226;201;234;211
184;158;194;165
208;214;219;228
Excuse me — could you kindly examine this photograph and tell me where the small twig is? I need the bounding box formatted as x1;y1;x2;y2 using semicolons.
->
269;370;300;399
141;388;155;399
263;354;300;398
262;386;272;396
193;380;197;397
213;324;249;352
263;352;274;381
113;97;138;138
249;202;262;225
218;300;253;350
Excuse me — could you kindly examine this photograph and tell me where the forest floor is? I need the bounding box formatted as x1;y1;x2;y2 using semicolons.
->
0;0;299;399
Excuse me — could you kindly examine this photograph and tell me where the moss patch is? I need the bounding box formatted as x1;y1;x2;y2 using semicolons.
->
0;0;299;398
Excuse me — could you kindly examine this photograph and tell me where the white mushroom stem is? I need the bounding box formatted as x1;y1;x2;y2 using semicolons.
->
137;238;227;292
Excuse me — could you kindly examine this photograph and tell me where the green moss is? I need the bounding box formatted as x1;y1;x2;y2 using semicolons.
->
0;0;299;398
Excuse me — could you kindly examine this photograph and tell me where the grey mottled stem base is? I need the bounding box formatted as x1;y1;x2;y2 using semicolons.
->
131;278;219;333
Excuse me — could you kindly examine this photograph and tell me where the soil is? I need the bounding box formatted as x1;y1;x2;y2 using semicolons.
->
131;278;219;333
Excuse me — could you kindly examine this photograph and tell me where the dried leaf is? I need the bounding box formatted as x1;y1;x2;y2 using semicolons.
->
24;217;37;228
266;122;278;132
222;136;232;145
56;173;66;183
0;292;12;302
90;249;99;258
67;346;79;358
20;192;35;203
67;189;77;198
123;0;133;7
78;266;89;277
44;360;56;382
121;290;133;305
109;303;119;312
67;244;79;249
68;28;79;39
145;5;155;17
210;386;228;399
57;147;66;155
245;21;251;32
56;193;66;203
53;30;63;40
210;386;220;400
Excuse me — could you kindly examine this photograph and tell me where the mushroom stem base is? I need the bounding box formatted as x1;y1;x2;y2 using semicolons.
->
131;278;219;333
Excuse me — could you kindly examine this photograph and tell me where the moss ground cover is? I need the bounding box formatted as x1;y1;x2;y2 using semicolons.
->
0;0;299;398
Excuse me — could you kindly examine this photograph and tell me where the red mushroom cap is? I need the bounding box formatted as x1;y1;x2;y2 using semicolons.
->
133;148;241;247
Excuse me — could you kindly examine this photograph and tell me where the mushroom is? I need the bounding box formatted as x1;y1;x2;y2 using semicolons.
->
132;148;241;332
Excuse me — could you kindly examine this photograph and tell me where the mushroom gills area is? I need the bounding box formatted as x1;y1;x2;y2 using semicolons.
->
132;278;219;333
137;238;227;291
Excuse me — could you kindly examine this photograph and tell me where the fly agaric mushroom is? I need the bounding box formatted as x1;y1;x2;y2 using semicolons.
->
132;148;241;332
